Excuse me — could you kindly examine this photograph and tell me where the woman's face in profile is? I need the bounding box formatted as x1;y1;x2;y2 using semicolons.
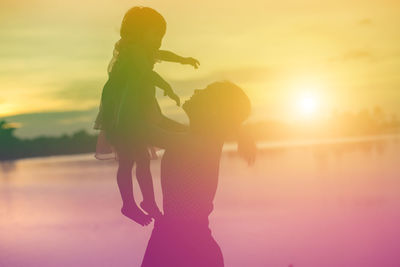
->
183;83;223;112
183;85;221;124
182;88;205;116
183;82;250;136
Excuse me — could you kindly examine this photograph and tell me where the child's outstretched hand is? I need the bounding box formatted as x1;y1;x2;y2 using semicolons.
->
164;90;181;106
181;57;200;69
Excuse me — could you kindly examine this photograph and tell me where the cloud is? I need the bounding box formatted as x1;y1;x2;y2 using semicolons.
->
3;108;99;138
212;66;271;83
50;79;104;102
358;18;373;26
342;50;374;61
330;50;375;62
167;66;270;96
58;115;95;125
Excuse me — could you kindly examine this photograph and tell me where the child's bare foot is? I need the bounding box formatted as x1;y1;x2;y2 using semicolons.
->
121;204;152;226
140;201;163;219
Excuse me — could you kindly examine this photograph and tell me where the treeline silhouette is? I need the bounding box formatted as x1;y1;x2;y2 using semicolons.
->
1;107;399;161
0;121;96;160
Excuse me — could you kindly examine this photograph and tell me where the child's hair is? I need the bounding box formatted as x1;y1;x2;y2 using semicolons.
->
120;7;166;42
108;7;166;74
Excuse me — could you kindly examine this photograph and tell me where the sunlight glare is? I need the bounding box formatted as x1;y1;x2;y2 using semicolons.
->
299;94;318;115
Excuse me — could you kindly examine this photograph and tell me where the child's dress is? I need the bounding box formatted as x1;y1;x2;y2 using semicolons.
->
94;41;161;160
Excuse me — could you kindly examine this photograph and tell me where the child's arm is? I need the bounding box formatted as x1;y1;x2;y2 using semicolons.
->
151;71;180;106
156;50;200;69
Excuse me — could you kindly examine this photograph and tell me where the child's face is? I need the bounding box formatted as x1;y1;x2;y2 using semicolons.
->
143;29;164;51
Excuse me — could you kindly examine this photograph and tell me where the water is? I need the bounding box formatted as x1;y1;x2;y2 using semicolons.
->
1;136;400;267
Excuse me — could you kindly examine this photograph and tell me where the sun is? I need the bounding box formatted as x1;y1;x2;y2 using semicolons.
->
295;91;320;117
298;94;318;114
288;76;325;120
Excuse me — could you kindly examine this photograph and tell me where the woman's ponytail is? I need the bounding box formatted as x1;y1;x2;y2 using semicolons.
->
237;126;257;165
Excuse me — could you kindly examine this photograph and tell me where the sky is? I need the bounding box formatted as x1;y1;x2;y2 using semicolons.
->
1;0;400;137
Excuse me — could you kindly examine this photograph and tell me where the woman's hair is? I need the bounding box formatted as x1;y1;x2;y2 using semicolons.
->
205;81;257;165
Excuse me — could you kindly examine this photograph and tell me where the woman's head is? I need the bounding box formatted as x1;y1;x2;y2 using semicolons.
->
183;81;251;136
183;81;256;164
120;7;166;51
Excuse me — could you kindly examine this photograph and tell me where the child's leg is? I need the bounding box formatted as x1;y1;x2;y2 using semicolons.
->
135;148;162;218
116;155;135;207
136;156;156;204
117;151;152;226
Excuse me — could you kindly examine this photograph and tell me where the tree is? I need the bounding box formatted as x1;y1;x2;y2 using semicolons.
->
0;120;19;159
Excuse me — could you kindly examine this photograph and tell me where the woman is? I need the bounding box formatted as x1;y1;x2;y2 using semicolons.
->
141;81;255;267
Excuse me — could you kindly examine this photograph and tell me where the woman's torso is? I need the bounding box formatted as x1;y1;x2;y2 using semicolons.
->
160;136;223;225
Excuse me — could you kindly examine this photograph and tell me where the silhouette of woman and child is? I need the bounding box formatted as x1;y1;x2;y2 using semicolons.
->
94;6;255;267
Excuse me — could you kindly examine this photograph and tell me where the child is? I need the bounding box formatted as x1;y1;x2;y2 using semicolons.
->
94;7;198;226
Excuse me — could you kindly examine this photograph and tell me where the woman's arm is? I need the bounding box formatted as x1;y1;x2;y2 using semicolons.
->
143;122;186;150
139;99;186;149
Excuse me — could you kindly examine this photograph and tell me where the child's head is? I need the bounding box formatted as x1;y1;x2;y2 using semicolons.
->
120;7;166;51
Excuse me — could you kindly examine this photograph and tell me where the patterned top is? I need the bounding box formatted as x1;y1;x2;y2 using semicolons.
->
160;135;223;226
